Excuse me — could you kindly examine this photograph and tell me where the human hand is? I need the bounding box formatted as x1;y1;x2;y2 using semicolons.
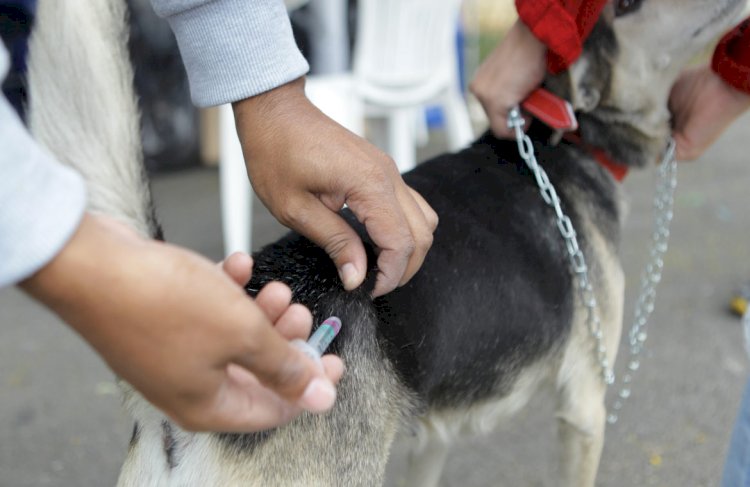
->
232;78;438;297
20;213;344;432
669;66;750;160
470;19;547;138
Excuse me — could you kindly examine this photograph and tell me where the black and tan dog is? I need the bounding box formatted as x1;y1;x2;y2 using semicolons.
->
27;0;746;485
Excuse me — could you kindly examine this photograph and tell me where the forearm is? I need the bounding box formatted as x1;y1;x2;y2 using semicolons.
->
149;0;308;106
669;65;750;161
0;45;86;287
469;20;547;137
668;18;750;161
19;214;149;350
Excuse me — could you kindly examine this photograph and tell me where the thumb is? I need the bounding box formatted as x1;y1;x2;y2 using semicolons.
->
287;195;368;291
229;311;335;413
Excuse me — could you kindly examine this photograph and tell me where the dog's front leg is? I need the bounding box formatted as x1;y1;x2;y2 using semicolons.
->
555;391;606;487
400;424;450;487
555;302;621;487
555;301;622;485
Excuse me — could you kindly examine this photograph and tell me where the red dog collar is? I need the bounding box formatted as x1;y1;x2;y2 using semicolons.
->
521;88;629;182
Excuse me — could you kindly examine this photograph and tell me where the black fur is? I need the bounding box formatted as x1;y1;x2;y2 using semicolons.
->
219;121;621;450
162;420;177;469
128;422;140;451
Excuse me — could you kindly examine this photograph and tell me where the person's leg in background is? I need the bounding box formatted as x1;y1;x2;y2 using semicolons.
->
723;379;750;486
723;309;750;487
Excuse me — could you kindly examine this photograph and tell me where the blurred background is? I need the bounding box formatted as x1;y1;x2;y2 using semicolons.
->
124;0;519;173
2;1;750;485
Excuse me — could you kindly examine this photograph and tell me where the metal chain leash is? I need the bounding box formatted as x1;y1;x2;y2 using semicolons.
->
608;138;676;424
507;107;677;424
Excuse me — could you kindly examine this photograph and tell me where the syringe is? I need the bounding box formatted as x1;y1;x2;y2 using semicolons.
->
292;316;342;361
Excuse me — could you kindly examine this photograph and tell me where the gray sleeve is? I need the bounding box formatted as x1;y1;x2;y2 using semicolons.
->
0;45;87;287
151;0;309;107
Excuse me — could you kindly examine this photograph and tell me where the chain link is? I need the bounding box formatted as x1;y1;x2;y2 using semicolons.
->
507;107;677;424
608;138;676;424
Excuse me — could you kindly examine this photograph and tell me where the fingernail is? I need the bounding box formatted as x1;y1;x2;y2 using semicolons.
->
299;378;336;413
339;263;359;290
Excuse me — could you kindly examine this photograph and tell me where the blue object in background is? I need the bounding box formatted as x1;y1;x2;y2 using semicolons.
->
456;15;466;93
424;18;466;131
425;105;445;129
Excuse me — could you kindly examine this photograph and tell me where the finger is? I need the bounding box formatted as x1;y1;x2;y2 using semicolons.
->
490;106;530;139
489;108;515;139
385;185;435;292
345;184;415;297
282;194;368;291
470;83;513;138
203;355;341;432
672;133;695;161
321;355;345;384
230;315;331;410
255;281;293;323
406;187;438;231
204;364;303;431
273;303;313;340
180;348;345;432
220;252;254;286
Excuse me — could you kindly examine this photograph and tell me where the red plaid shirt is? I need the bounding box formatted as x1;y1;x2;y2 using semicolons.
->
516;0;750;94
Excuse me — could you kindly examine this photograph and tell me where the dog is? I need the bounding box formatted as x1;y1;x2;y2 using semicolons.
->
26;0;746;485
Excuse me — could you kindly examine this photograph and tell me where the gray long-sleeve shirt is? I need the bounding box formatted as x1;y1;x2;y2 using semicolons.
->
0;0;308;286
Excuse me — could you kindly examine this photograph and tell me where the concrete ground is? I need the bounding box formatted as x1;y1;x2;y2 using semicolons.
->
1;112;749;486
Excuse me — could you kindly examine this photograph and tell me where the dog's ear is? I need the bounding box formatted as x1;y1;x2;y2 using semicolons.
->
566;56;602;112
544;11;618;113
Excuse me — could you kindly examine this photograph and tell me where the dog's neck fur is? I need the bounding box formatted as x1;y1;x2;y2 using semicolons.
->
544;15;677;169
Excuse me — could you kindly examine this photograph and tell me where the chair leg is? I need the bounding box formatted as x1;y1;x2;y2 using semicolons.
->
387;107;417;173
219;104;252;256
306;75;364;137
414;108;430;148
441;88;474;151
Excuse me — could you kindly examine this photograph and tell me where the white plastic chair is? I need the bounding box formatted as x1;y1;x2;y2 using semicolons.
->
352;0;473;172
219;103;252;255
307;0;473;172
219;0;473;255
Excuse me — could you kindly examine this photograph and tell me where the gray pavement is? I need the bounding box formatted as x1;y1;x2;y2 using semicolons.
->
2;112;749;486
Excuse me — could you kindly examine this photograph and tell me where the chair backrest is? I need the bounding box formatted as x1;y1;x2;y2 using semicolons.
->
353;0;463;92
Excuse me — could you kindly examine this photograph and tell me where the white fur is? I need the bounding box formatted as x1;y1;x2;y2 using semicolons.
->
28;0;153;238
